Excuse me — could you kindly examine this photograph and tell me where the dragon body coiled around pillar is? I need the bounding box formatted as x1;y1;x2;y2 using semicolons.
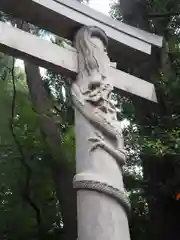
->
71;26;126;166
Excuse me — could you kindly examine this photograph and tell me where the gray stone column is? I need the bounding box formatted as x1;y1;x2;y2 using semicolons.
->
71;26;131;240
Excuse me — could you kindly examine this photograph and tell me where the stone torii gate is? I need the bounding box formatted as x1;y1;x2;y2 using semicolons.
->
0;0;163;239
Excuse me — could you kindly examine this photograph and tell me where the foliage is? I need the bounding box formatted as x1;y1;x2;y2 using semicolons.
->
0;56;73;239
111;0;180;239
0;0;180;239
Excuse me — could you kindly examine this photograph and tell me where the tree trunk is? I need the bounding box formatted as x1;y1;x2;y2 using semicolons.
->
143;155;180;240
119;1;180;239
18;22;77;240
24;59;77;240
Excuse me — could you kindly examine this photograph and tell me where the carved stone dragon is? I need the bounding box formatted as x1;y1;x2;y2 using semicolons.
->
71;26;126;166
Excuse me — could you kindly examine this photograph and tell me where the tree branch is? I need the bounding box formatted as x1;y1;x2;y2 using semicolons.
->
18;21;77;240
9;57;42;236
148;12;180;18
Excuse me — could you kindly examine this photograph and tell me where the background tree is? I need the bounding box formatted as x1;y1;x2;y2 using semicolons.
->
111;0;180;239
0;0;180;240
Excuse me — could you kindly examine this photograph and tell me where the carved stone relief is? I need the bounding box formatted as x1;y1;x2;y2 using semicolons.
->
72;25;131;240
71;26;126;167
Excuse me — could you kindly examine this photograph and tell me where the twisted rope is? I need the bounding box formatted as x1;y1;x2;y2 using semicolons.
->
73;180;131;216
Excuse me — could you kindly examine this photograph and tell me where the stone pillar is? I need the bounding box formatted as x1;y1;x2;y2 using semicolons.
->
71;26;131;240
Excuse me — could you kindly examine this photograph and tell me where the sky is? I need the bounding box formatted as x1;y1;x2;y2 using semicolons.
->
16;0;111;68
16;0;131;140
89;0;111;15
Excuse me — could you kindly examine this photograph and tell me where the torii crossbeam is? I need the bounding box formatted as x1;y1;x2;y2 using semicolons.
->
0;1;163;240
0;0;162;58
0;21;157;102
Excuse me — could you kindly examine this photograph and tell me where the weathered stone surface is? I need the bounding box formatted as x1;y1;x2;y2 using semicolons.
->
77;191;130;240
0;0;162;57
0;21;157;102
75;110;131;240
72;26;131;240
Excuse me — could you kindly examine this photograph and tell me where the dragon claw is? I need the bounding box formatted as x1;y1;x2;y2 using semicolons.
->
89;141;103;152
88;137;100;143
95;131;104;140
